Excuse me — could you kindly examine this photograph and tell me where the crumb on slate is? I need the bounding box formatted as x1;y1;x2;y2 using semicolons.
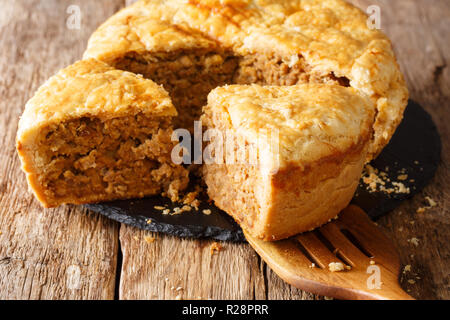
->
360;164;410;195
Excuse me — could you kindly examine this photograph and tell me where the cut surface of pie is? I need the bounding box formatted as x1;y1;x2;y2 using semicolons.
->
84;0;409;160
16;59;189;208
202;84;375;240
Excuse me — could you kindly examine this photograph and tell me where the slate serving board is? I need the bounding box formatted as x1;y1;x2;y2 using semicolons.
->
86;100;441;242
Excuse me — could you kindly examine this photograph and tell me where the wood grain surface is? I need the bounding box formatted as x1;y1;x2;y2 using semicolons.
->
0;0;448;300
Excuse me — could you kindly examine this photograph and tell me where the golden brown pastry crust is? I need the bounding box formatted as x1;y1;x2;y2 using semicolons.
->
202;84;374;240
84;0;409;159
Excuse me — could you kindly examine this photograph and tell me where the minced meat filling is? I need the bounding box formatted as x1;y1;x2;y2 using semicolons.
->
114;50;239;130
37;114;189;203
112;50;350;131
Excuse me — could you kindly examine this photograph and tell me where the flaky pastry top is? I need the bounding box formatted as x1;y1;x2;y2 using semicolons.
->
17;59;175;146
206;83;375;170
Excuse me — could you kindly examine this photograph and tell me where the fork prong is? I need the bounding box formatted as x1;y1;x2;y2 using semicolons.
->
338;205;400;273
320;222;370;267
295;232;342;269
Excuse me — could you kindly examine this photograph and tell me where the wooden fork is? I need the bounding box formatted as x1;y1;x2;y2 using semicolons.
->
244;205;414;300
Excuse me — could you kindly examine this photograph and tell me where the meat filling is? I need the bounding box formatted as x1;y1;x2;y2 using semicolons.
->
34;114;189;206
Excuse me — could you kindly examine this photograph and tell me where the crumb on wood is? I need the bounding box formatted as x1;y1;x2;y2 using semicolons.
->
416;207;426;214
403;265;411;274
416;196;438;214
210;241;224;255
144;235;156;243
154;206;165;210
202;209;212;215
408;237;420;247
425;196;437;207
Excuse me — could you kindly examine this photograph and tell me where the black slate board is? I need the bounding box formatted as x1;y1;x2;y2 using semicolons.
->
86;100;441;242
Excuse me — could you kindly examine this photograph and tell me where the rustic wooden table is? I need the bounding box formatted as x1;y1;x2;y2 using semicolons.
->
0;0;448;300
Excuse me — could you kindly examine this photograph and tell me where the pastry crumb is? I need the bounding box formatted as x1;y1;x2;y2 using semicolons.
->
408;237;420;247
182;205;192;211
210;241;224;255
425;196;437;207
202;209;212;215
416;207;426;214
403;265;411;274
146;219;152;224
328;262;345;272
361;165;411;195
416;196;438;214
154;206;165;210
144;235;156;243
392;182;410;194
182;187;202;210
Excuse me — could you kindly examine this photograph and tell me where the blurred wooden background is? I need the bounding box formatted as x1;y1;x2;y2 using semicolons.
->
0;0;448;300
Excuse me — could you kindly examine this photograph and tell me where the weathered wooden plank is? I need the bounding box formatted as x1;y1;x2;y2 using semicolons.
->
119;227;267;300
0;0;125;300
